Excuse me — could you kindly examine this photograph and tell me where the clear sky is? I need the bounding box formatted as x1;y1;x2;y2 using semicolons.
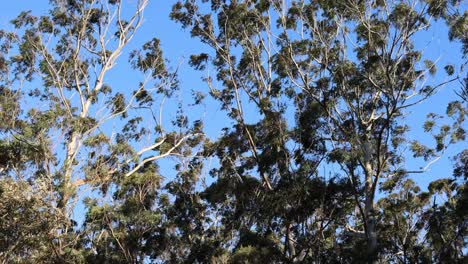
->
0;0;466;221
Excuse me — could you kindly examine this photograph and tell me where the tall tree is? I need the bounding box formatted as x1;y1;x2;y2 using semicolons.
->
0;0;202;261
171;0;466;262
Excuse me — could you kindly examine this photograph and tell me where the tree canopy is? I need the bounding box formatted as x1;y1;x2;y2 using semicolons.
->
0;0;466;263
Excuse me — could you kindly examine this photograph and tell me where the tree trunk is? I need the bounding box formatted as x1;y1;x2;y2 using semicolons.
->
365;195;378;263
286;222;296;261
59;128;82;211
363;139;378;263
60;98;91;209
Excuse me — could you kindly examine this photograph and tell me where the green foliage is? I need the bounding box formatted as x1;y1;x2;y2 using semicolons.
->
169;0;466;262
0;0;466;263
0;179;83;263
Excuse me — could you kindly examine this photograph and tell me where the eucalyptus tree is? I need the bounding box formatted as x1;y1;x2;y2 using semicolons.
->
0;0;203;261
0;0;465;262
171;0;466;262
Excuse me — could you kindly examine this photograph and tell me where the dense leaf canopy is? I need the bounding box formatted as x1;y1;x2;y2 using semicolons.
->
0;0;466;263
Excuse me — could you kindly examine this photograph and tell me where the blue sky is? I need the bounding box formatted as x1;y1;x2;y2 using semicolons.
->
0;0;466;220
